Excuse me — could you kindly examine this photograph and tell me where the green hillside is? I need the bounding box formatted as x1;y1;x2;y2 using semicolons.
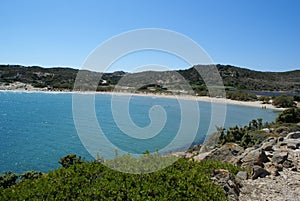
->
0;64;299;93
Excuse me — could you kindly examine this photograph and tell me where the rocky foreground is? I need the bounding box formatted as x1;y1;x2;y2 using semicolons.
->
173;131;300;201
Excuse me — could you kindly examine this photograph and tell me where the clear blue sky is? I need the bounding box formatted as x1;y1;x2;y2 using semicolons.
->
0;0;299;72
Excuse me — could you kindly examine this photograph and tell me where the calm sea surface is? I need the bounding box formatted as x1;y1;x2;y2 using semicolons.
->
0;92;278;173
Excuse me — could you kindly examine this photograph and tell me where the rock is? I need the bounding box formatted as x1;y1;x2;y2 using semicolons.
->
278;142;287;147
285;139;300;150
184;153;193;159
275;126;290;135
211;169;240;201
200;132;220;153
171;151;186;157
271;151;288;164
241;148;269;169
261;141;275;151
264;162;280;176
239;169;300;200
236;171;248;180
204;143;244;163
286;131;300;139
193;152;210;162
251;165;270;179
283;160;294;168
262;128;271;132
278;137;284;142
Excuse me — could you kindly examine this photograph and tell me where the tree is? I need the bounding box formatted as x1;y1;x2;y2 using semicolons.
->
272;95;296;108
276;108;300;123
257;118;263;130
0;171;18;188
21;171;43;180
58;154;83;168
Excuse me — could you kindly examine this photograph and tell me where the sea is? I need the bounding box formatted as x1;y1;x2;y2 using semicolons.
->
0;91;279;173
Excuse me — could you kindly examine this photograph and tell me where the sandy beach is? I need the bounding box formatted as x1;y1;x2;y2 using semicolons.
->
0;82;287;111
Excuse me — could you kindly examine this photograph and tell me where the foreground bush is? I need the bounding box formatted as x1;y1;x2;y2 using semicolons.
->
276;108;300;123
0;157;240;201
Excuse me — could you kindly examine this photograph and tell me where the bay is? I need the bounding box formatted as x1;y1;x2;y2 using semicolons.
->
0;92;278;173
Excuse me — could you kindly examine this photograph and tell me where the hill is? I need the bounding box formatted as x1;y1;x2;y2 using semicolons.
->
0;64;299;94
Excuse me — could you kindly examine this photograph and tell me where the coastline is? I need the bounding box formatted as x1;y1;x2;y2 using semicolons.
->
0;87;286;111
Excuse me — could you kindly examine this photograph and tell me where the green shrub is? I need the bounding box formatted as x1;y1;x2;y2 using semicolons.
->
272;95;296;108
0;157;241;201
276;108;300;123
58;154;84;168
0;171;18;189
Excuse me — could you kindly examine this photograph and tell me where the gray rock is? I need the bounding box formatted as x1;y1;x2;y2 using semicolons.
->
285;139;300;149
286;131;300;139
278;137;284;142
241;148;269;169
239;169;300;200
205;143;244;163
283;160;294;168
275;126;290;135
236;171;248;180
251;165;270;179
193;152;211;162
261;141;275;151
272;151;288;164
211;169;240;201
264;162;280;176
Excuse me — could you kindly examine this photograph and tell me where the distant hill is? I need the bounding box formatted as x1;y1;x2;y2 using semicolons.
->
0;64;299;94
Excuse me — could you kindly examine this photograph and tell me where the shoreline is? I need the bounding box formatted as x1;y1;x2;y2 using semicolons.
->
0;88;286;111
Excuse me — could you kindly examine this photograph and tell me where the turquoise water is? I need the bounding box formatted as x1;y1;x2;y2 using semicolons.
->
0;92;278;173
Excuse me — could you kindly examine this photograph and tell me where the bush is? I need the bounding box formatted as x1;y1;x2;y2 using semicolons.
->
226;91;257;101
58;154;84;168
20;171;43;180
258;96;270;103
276;108;300;123
272;95;296;108
0;171;18;188
0;157;241;200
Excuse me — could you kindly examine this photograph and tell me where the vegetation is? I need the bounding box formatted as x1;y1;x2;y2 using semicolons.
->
0;155;241;200
1;64;299;94
276;108;300;123
272;94;296;108
258;96;271;104
58;154;84;168
218;108;300;148
0;170;43;189
218;118;267;148
226;91;257;101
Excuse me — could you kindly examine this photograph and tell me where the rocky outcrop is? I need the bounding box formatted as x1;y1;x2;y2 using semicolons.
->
190;130;300;200
210;169;240;201
239;169;300;201
200;143;244;163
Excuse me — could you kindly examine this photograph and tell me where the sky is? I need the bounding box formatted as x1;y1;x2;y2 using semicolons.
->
0;0;299;72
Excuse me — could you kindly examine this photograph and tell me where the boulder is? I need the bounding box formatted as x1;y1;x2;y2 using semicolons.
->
241;148;269;169
283;160;294;168
271;151;288;164
205;143;244;163
261;141;275;151
275;126;290;135
286;131;300;139
285;139;300;150
278;137;284;142
251;165;270;179
236;171;248;180
264;162;280;176
193;152;211;162
210;169;239;201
